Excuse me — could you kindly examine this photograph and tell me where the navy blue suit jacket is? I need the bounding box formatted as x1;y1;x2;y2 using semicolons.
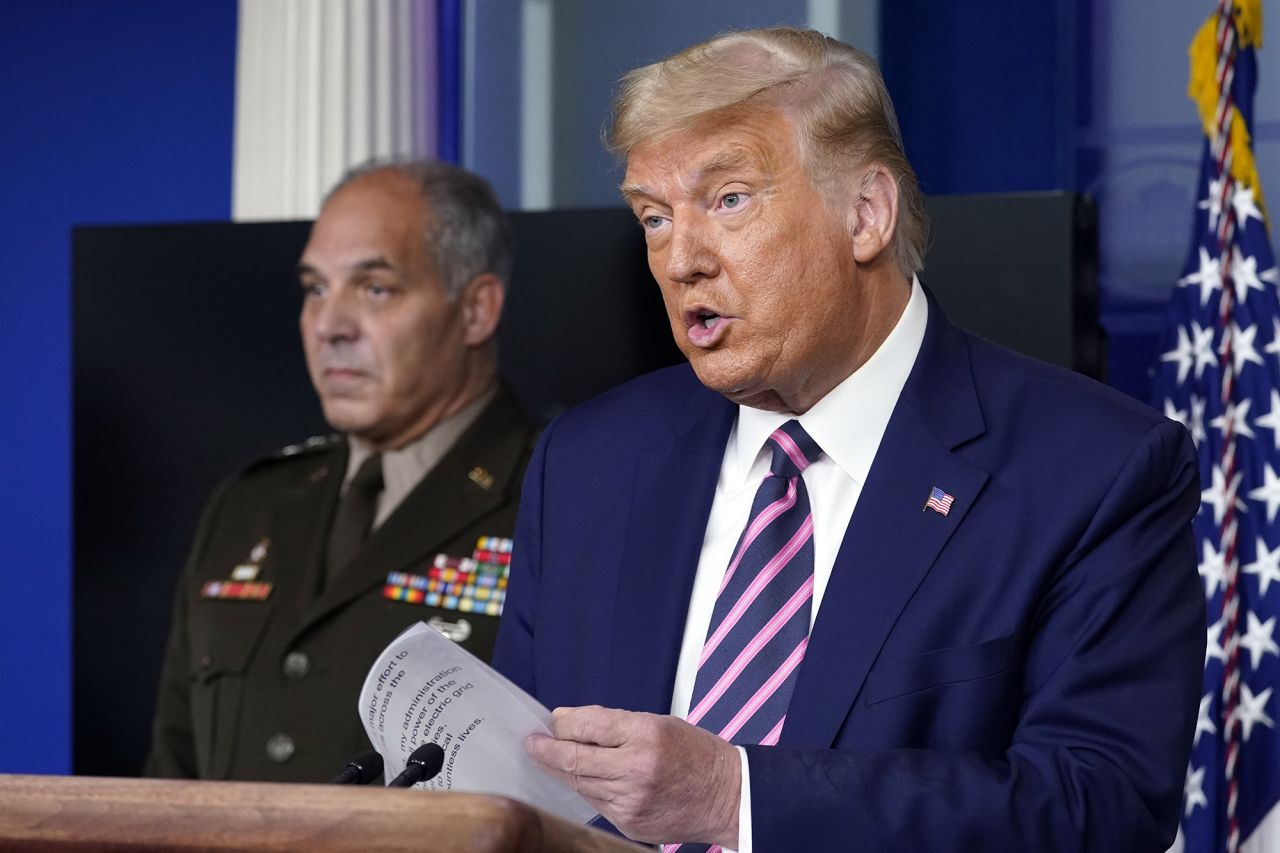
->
493;300;1205;851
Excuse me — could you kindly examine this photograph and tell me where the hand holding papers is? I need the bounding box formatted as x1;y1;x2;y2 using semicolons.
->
358;621;597;824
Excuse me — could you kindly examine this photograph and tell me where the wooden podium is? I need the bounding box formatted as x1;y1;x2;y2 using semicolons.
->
0;775;645;851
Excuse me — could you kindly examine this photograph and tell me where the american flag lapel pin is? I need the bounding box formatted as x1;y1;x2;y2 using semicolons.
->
924;486;955;516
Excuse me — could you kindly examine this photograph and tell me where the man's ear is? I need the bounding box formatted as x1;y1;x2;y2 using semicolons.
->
848;166;899;265
458;273;505;346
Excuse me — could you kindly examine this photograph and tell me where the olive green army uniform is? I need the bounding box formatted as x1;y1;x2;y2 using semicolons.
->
145;389;534;782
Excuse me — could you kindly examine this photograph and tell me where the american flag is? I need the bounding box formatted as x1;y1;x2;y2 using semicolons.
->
1150;2;1280;851
924;487;954;516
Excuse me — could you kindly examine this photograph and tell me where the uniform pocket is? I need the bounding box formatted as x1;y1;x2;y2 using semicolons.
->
186;600;272;778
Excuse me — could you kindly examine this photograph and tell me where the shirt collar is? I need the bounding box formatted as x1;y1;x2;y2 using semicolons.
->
345;385;497;495
728;277;928;487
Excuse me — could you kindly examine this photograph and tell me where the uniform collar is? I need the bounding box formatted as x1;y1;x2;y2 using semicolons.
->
344;385;498;506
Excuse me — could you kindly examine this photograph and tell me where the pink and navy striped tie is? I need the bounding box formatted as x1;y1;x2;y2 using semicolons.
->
662;421;821;853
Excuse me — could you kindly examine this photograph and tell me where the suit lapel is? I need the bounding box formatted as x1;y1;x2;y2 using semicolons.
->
290;390;531;639
608;388;737;714
266;447;345;623
782;301;990;748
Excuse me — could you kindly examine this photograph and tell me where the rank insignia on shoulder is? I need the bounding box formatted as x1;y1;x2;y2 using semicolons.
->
202;580;273;601
244;435;341;477
280;434;341;456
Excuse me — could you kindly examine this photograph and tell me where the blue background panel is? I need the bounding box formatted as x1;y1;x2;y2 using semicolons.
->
0;1;237;773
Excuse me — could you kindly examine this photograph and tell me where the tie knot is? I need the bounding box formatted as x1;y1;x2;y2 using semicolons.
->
767;420;821;478
350;452;384;495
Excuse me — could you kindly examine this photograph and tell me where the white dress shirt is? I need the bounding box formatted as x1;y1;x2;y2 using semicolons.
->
668;279;928;852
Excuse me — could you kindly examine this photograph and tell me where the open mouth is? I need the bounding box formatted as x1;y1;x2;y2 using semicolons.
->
684;307;731;347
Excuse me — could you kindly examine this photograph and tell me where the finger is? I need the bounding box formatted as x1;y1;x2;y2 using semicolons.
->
563;774;624;804
525;752;625;804
525;752;581;790
549;705;633;747
525;733;623;781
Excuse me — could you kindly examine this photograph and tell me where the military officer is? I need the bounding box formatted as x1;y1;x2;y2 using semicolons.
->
145;159;535;782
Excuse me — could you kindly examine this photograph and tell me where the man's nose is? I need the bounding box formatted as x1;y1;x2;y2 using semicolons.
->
310;288;359;341
663;219;721;284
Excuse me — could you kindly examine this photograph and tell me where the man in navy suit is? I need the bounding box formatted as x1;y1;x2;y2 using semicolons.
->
493;27;1204;851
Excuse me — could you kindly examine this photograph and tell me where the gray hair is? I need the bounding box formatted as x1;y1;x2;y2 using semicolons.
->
328;158;513;298
608;27;929;277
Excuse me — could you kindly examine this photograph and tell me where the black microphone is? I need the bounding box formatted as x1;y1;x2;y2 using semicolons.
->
330;749;384;785
387;742;445;788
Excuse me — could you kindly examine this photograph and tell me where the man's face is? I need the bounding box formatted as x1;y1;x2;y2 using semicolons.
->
623;109;875;413
298;172;469;449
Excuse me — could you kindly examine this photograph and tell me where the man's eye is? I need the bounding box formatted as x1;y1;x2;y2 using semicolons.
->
367;282;392;297
719;192;746;210
643;215;666;230
301;281;324;298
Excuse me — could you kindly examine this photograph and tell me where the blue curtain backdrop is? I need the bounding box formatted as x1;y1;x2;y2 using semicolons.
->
880;0;1076;195
0;1;237;773
438;0;462;162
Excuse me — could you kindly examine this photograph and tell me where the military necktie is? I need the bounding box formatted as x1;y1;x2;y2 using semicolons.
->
324;452;383;586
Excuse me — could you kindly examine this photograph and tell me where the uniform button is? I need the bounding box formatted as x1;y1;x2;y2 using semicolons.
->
198;655;212;670
266;734;295;764
282;651;311;679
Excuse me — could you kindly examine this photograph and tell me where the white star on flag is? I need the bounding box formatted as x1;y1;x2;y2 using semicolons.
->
1232;253;1269;303
1230;683;1275;742
1199;176;1226;231
1188;395;1208;447
1210;397;1256;441
1206;616;1229;666
1221;322;1264;375
1162;327;1196;385
1161;323;1217;384
1244;536;1280;596
1253;389;1280;450
1190;322;1218;378
1248;463;1280;524
1179;248;1224;307
1198;539;1229;598
1203;464;1246;526
1265;317;1280;365
1184;764;1208;817
1195;693;1218;746
1233;182;1265;226
1240;610;1280;670
1165;398;1188;426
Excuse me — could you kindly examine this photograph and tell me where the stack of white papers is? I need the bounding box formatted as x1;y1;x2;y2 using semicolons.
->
358;621;598;825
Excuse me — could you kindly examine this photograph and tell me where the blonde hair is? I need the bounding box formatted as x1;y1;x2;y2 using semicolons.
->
608;27;928;276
